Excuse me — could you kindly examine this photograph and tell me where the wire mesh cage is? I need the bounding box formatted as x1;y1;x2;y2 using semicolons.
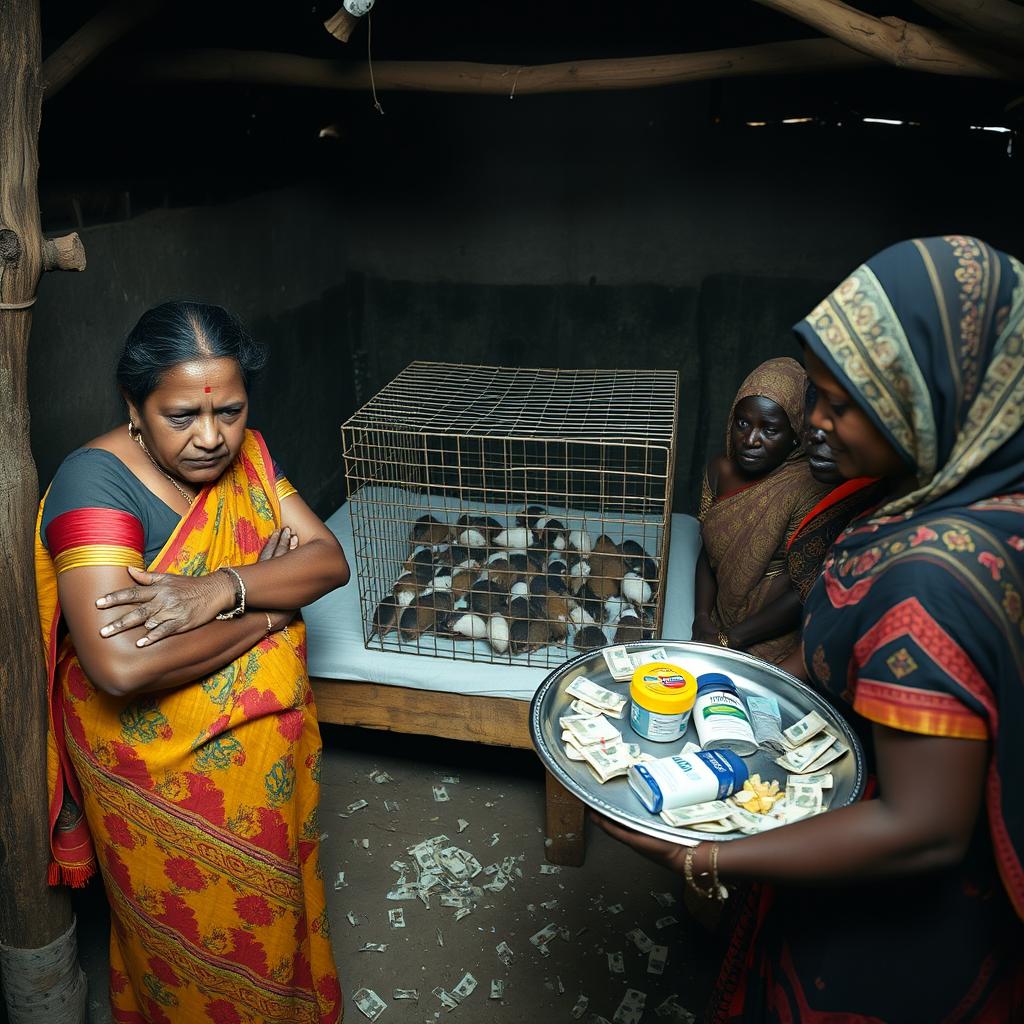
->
341;361;680;669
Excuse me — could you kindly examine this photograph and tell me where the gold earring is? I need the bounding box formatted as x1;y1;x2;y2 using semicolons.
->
128;421;143;445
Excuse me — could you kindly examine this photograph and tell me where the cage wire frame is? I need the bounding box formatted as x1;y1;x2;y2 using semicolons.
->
341;362;680;669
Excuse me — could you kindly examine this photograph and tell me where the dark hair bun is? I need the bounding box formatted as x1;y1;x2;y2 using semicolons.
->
117;301;267;405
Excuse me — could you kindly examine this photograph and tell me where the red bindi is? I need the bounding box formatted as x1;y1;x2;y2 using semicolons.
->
203;386;212;393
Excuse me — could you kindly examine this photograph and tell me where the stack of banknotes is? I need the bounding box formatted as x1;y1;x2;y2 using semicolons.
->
559;675;655;782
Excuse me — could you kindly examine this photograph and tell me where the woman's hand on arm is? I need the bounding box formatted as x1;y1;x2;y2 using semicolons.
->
59;564;290;697
95;525;300;645
228;492;349;611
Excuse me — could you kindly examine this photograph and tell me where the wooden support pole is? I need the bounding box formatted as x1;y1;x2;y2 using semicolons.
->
752;0;1017;76
110;37;890;97
0;2;87;1021
41;0;164;101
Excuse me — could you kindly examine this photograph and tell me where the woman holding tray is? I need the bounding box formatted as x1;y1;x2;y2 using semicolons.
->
36;301;349;1023
598;236;1024;1021
692;357;829;662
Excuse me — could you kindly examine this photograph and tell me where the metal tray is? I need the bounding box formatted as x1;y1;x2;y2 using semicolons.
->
530;641;866;846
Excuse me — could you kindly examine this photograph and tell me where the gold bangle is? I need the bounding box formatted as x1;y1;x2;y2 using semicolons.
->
717;631;730;648
264;611;274;637
684;843;728;902
216;566;246;620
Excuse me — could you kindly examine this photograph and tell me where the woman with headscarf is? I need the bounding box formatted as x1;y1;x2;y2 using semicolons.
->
597;236;1024;1020
693;357;830;663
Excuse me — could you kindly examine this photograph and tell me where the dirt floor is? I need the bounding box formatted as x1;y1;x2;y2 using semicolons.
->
73;724;724;1023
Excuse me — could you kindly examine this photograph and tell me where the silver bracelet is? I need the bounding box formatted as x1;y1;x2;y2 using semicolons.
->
215;566;246;620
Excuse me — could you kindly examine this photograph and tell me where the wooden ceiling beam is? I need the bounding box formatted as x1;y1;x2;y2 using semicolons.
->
751;0;1016;76
42;0;164;101
105;38;890;97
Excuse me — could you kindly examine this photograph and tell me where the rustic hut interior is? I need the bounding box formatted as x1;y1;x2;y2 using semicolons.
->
2;0;1022;1021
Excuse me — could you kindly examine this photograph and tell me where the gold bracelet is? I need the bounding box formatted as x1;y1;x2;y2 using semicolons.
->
215;566;246;620
264;611;274;637
684;843;728;902
709;842;729;900
717;631;730;648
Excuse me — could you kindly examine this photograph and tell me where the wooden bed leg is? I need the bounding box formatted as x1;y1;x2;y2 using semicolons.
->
544;770;586;867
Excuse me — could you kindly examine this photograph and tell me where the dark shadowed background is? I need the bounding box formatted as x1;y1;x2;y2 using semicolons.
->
30;0;1024;517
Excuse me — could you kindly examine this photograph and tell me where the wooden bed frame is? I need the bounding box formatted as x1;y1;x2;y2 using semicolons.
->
310;678;587;865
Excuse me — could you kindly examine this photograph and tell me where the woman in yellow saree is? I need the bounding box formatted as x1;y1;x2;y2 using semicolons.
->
35;301;349;1024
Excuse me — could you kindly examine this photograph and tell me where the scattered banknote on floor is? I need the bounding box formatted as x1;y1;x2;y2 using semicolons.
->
353;988;387;1021
392;988;418;1000
614;988;648;1024
452;973;477;1000
654;994;697;1022
432;987;459;1010
570;994;590;1019
647;945;668;975
627;928;654;952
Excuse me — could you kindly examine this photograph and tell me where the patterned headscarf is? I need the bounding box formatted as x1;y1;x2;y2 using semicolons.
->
724;356;807;459
795;235;1024;514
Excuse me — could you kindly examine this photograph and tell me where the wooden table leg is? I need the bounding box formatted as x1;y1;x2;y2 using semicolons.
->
544;770;586;866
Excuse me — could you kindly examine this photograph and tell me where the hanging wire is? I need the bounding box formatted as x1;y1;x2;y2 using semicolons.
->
367;12;385;116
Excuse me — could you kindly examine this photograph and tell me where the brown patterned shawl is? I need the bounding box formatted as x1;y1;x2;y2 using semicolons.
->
700;357;830;663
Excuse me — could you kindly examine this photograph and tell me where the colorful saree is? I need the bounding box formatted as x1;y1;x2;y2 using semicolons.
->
700;357;829;663
35;430;342;1024
712;237;1024;1022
